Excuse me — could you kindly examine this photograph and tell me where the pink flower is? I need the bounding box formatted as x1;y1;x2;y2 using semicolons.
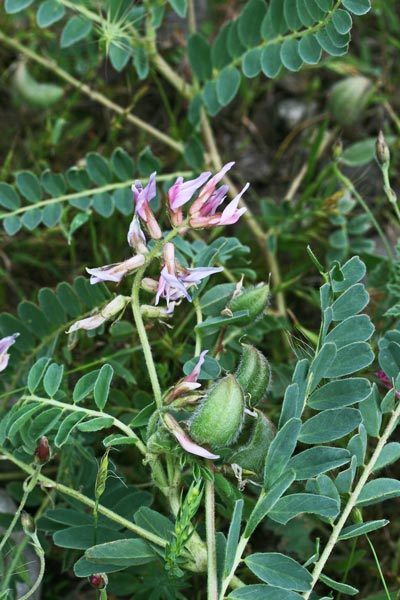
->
0;333;19;373
375;370;400;398
164;413;219;460
155;243;223;311
189;183;249;229
168;171;211;226
86;255;145;284
132;172;162;239
167;350;208;402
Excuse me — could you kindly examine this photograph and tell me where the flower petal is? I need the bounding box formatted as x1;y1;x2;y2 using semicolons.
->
168;172;211;210
164;413;219;459
184;350;208;383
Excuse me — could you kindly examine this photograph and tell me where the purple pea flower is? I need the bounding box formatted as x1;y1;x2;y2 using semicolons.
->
127;214;148;254
86;255;145;285
132;172;162;239
66;296;130;333
155;243;223;311
164;413;219;460
190;182;249;229
0;333;19;373
168;171;211;226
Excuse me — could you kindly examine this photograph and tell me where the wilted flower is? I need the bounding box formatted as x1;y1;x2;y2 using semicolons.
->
164;413;219;460
167;350;208;402
155;243;223;311
132;172;162;239
34;436;51;464
127;214;148;254
168;171;211;226
66;295;130;333
0;333;19;373
86;254;145;284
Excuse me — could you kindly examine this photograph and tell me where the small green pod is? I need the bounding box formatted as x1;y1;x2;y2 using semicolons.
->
13;62;64;108
228;283;269;326
235;344;271;407
228;409;275;476
189;375;244;448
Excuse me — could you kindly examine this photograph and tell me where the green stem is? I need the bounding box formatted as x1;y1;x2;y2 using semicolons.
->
194;299;203;356
17;533;45;600
131;272;163;409
0;446;168;549
333;164;395;265
205;469;218;600
365;535;392;600
21;394;147;455
0;468;40;555
0;31;184;154
0;173;191;221
302;399;400;599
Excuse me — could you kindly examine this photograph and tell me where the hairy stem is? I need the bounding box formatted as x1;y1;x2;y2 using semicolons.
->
17;533;45;600
0;447;169;549
21;394;146;455
302;399;400;599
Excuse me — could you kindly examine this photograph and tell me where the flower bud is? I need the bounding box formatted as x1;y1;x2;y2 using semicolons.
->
235;344;271;407
21;511;36;535
228;409;275;476
34;436;51;464
89;574;108;589
227;283;269;326
351;507;363;524
66;295;130;333
376;130;390;166
140;304;173;319
189;375;245;448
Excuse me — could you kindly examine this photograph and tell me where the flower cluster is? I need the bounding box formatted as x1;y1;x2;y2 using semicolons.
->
83;164;248;315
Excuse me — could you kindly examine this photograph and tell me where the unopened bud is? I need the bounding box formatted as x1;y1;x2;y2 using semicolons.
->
332;139;343;161
376;130;390;166
34;436;51;464
141;278;159;293
21;511;36;535
140;304;172;319
228;283;270;326
235;344;271;408
189;375;245;448
66;295;130;333
351;507;363;524
89;573;108;589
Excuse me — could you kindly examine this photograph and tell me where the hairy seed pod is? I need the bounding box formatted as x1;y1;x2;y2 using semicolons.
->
189;375;244;448
235;344;271;407
228;284;269;326
228;409;275;475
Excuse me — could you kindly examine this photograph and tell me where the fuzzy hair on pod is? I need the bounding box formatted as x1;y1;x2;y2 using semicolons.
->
189;374;245;449
235;344;271;408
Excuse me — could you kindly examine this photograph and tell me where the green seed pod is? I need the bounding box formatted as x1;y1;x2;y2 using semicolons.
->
13;62;64;108
189;375;244;448
235;344;271;407
328;75;372;127
227;284;269;326
228;409;275;476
